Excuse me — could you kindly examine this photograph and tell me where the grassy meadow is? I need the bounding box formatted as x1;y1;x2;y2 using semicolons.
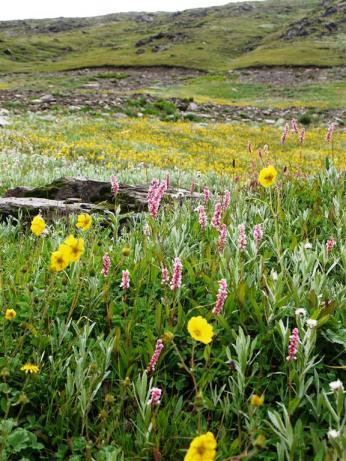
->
0;112;345;460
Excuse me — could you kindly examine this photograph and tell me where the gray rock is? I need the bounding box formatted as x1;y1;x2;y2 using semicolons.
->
188;102;198;111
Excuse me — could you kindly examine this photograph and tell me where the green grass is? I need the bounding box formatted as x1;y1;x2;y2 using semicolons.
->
151;74;346;109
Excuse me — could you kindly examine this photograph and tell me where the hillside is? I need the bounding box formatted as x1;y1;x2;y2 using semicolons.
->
0;0;345;73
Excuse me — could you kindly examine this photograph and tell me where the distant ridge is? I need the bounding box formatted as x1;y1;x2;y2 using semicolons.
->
0;0;344;73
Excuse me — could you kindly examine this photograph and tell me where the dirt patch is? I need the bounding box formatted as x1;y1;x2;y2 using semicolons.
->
236;66;346;86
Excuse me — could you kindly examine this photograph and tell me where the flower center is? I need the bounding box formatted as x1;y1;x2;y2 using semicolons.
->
194;328;202;337
264;174;273;181
197;445;205;455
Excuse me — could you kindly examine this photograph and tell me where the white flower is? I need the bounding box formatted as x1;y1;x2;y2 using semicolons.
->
304;242;312;249
295;308;307;317
327;429;340;440
306;319;317;329
329;379;344;392
271;271;278;281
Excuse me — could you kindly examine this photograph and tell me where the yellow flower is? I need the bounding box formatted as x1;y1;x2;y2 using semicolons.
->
258;166;277;188
250;394;265;407
61;235;85;262
5;308;16;320
187;316;214;345
21;363;39;374
76;213;92;231
50;247;70;272
30;215;46;236
184;432;217;461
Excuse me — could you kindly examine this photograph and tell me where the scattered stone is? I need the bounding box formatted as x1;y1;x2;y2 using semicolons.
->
0;116;10;126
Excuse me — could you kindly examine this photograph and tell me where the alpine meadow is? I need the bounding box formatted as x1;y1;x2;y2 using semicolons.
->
0;0;345;460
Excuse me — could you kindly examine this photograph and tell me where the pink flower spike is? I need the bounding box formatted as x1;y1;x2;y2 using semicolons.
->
326;123;335;143
326;238;335;254
253;224;263;243
165;173;170;190
211;202;222;230
196;205;208;231
170;257;183;291
218;224;227;253
291;118;299;134
120;269;130;290
238;223;247;251
213;279;228;316
110;175;119;196
203;187;210;204
148;387;162;406
222;190;231;212
101;253;111;277
161;266;169;285
299;128;305;144
258;148;262;159
247;142;252;154
287;327;299;362
281;123;289;145
146;339;164;373
148;179;166;219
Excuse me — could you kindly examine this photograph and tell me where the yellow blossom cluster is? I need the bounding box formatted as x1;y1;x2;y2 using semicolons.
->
2;117;345;178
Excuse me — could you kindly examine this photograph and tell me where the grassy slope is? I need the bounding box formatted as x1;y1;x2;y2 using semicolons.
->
0;0;344;73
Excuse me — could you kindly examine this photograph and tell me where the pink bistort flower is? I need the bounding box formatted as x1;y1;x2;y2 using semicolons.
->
120;269;130;290
101;253;111;277
213;279;228;316
287;327;299;361
146;339;164;373
170;257;183;291
148;387;162;406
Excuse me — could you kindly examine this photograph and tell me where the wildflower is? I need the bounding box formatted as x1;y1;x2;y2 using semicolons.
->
30;215;46;237
251;394;264;407
143;222;151;237
213;279;227;315
148;179;166;218
187;316;214;345
203;187;210;204
263;144;269;155
110;175;119;196
50;247;70;272
258;166;277;188
21;363;39;374
329;379;344;392
5;308;16;320
165;173;170;190
184;432;217;461
304;242;312;249
326;123;335;143
281;123;289;144
146;339;164;373
170;257;182;291
120;270;130;290
247;141;252;154
122;247;131;257
76;213;92;231
217;224;227;253
295;308;307;317
163;331;174;343
161;266;170;285
287;327;299;361
238;223;246;251
299;127;305;144
271;271;278;281
258;148;262;159
62;235;84;262
327;429;340;440
221;190;231;211
253;223;263;243
306;319;317;329
101;253;111;277
196;205;208;231
147;387;162;406
211;202;222;229
326;238;335;253
291;118;299;134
